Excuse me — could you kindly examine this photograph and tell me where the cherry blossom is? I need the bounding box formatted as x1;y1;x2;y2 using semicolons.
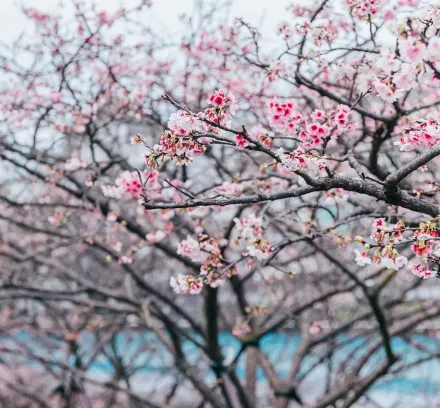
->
346;0;382;18
177;235;203;262
247;236;272;260
372;77;405;103
168;110;203;134
207;90;239;115
216;181;244;197
411;263;436;279
277;22;293;41
234;214;263;239
354;249;372;266
3;1;440;404
130;134;144;145
102;170;154;200
400;38;427;63
277;147;327;174
170;274;204;294
235;134;249;149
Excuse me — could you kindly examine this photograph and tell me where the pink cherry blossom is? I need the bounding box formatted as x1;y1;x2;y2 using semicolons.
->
346;0;382;18
247;236;272;260
170;274;203;294
411;263;436;279
235;135;249;149
177;235;203;262
234;214;263;239
3;2;440;403
400;39;427;63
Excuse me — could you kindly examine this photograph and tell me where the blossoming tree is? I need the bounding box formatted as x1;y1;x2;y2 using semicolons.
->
1;0;440;407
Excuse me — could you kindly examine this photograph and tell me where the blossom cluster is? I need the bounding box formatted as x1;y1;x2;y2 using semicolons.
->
234;213;263;239
171;234;236;294
170;273;203;295
366;36;440;104
277;22;293;41
216;180;244;197
354;219;440;279
277;147;327;175
168;110;204;136
234;214;272;261
250;126;275;147
394;116;440;152
267;60;292;81
346;0;382;18
143;90;239;168
216;177;290;198
102;170;160;200
267;100;354;148
309;20;339;46
277;12;338;46
267;99;298;135
143;130;207;167
425;5;440;29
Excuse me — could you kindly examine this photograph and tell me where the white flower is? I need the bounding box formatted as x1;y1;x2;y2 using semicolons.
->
394;255;408;269
380;257;395;269
247;245;271;260
168;110;202;132
354;249;372;266
234;214;263;240
400;39;427;63
393;139;414;152
170;274;203;294
375;49;401;72
177;236;203;262
373;77;404;103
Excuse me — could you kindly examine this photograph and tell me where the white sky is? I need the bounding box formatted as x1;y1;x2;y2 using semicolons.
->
0;0;292;44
